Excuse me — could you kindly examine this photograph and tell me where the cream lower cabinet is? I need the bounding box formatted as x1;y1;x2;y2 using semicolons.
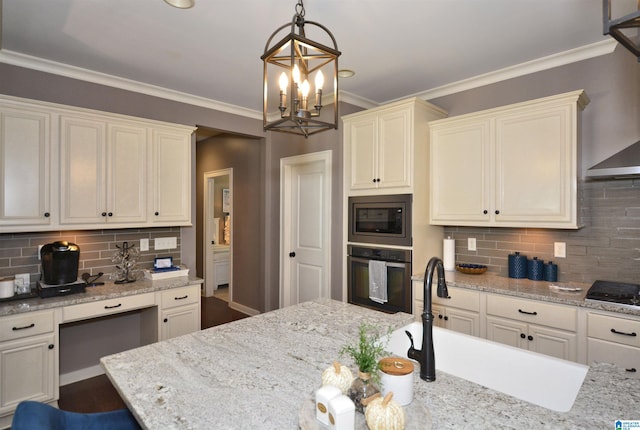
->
586;311;640;376
413;283;481;337
159;285;201;341
429;90;589;229
0;310;58;427
485;294;577;361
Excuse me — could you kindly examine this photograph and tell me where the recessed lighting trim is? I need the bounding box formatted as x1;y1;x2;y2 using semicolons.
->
338;69;355;78
164;0;195;9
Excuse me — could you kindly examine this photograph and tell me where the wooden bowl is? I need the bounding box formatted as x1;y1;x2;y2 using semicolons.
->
456;264;488;275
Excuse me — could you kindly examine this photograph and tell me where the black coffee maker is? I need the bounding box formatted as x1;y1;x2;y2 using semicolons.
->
40;241;80;285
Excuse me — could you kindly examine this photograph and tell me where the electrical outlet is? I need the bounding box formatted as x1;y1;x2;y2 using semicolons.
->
468;237;477;251
140;238;149;252
14;273;30;288
554;242;566;258
155;237;177;250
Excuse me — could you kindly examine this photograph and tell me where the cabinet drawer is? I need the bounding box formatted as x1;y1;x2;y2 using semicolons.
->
63;292;155;323
486;294;576;331
587;338;640;375
0;310;56;342
160;285;200;310
587;312;640;348
432;287;480;312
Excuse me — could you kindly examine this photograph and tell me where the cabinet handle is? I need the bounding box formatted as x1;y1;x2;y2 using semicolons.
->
102;212;107;217
44;212;50;218
611;328;637;337
444;316;449;321
48;344;54;350
108;212;113;217
155;212;160;216
495;210;500;215
527;335;533;341
625;367;637;373
483;210;488;214
163;318;168;323
520;333;526;339
438;314;443;319
174;295;188;301
104;303;123;309
12;323;35;331
518;309;538;316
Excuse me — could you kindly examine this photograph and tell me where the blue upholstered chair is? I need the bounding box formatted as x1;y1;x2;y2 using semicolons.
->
12;401;141;430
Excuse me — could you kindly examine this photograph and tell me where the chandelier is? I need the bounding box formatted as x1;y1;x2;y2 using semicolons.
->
261;0;341;137
603;0;640;60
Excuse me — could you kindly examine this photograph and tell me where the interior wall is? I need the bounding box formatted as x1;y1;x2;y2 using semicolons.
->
196;134;263;312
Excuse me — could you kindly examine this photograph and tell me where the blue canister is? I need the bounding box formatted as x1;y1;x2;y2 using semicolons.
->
544;261;558;282
527;257;544;281
508;252;528;278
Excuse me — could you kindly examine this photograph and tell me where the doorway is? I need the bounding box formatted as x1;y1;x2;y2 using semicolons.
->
204;169;233;300
280;150;332;308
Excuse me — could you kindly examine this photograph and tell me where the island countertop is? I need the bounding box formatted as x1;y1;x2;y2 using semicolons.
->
101;298;638;429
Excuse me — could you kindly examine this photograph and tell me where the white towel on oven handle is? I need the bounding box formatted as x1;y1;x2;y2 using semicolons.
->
368;260;388;304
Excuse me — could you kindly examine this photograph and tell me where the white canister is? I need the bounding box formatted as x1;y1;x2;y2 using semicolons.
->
327;394;355;430
379;357;414;406
315;385;341;425
0;278;15;299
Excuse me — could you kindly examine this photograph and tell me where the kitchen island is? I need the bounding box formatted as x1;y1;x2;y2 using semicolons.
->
101;298;638;429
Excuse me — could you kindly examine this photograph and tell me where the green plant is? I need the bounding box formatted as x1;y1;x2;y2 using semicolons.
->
340;322;391;379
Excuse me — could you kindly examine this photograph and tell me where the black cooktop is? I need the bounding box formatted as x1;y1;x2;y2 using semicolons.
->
586;280;640;306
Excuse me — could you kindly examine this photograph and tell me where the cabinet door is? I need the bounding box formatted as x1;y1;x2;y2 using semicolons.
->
0;106;52;227
486;316;528;349
430;118;491;224
495;105;573;224
348;116;378;190
0;334;57;415
107;123;148;223
160;305;200;341
377;107;411;189
432;304;446;328
529;324;576;361
151;129;191;224
446;308;481;337
60;115;107;224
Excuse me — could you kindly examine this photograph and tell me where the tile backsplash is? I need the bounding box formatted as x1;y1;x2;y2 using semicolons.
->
0;227;181;287
444;178;640;285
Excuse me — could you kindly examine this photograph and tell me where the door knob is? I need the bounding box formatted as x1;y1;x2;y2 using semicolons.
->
289;252;296;258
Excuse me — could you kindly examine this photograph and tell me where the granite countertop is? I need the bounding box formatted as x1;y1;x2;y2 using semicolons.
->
412;270;640;317
101;298;639;430
0;276;203;317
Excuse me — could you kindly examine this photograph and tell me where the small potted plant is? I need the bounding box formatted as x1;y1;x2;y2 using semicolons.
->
340;322;391;412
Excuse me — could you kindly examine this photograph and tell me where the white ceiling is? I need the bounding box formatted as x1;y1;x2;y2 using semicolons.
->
0;0;635;116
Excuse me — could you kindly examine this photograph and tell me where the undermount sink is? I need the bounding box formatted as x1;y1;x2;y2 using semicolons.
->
386;322;588;412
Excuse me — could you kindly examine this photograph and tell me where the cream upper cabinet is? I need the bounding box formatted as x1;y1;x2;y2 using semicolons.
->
150;128;191;225
0;102;53;229
60;114;148;226
429;90;589;229
344;98;447;194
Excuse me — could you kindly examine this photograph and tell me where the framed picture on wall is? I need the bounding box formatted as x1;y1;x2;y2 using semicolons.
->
222;188;230;212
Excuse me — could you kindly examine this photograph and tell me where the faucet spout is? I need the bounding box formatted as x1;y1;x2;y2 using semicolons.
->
407;256;448;382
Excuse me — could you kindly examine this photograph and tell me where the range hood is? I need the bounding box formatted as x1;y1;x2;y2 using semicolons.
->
587;140;640;179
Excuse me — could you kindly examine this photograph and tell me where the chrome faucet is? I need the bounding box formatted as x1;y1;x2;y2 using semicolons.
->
406;256;449;381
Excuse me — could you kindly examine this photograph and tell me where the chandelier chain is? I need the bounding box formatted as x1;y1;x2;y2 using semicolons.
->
295;0;305;27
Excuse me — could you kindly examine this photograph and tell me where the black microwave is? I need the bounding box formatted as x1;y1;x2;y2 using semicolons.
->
347;194;412;247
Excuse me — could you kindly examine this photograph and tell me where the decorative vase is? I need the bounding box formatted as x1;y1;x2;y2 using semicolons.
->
348;371;379;413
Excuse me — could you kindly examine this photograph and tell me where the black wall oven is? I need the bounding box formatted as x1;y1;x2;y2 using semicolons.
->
348;194;412;247
347;245;412;314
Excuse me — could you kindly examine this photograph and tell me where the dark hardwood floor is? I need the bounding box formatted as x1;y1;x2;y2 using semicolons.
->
58;294;249;414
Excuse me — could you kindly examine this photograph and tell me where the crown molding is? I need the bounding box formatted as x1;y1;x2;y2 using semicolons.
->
0;49;263;120
396;39;618;102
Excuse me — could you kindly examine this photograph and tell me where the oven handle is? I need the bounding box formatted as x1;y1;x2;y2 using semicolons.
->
348;255;410;267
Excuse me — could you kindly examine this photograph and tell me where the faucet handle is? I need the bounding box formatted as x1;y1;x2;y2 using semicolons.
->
405;330;422;362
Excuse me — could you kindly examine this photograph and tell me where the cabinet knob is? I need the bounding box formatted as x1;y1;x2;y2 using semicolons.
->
520;333;526;339
438;314;443;319
495;210;500;215
376;178;381;182
483;210;488;215
44;212;50;218
444;316;449;321
163;318;168;323
155;212;159;216
48;344;54;350
289;251;296;258
108;212;113;217
527;335;533;341
101;212;107;217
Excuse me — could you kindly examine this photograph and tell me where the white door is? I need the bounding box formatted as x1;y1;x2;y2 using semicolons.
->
281;151;331;307
203;169;232;298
